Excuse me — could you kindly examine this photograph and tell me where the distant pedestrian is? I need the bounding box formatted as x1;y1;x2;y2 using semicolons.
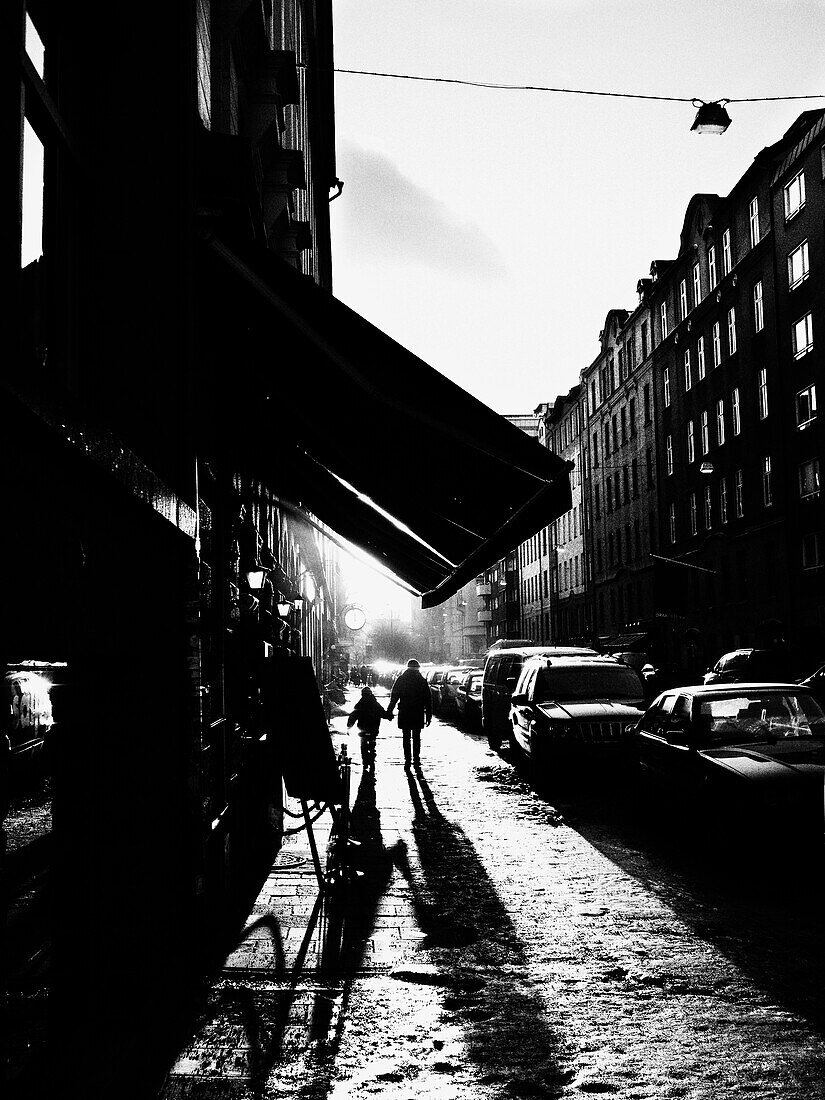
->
346;686;387;769
386;658;432;769
359;663;368;686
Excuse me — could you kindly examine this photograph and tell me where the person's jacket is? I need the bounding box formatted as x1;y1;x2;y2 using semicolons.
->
388;668;432;728
346;692;387;735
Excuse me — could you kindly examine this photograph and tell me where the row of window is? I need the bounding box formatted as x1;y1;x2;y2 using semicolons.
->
660;168;810;345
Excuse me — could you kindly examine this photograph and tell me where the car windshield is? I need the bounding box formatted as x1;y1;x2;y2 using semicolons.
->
697;692;825;744
534;665;642;703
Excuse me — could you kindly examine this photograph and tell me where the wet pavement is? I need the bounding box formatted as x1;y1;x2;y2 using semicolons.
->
160;685;825;1099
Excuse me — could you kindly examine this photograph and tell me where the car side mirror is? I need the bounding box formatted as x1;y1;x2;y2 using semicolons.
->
510;693;529;706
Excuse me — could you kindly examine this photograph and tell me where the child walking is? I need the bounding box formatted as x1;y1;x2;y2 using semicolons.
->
346;686;388;770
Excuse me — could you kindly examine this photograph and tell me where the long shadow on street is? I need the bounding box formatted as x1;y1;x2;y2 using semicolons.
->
496;743;825;1036
382;764;574;1097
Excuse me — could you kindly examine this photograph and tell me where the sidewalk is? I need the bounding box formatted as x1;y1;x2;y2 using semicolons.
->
161;687;451;1098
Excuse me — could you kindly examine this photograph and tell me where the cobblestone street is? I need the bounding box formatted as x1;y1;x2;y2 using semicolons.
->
162;687;825;1099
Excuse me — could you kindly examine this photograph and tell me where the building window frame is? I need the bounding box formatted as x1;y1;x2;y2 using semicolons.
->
690;492;698;536
660;300;669;340
708;245;717;289
717;397;727;445
799;458;821;500
731;388;740;436
679;279;688;321
784;170;806;221
722;228;732;276
720;477;728;524
749;196;760;248
793;312;814;359
697;335;706;380
663;367;671;408
796;383;817;429
700;410;709;455
762;455;773;508
704;484;713;530
666;435;673;476
692;261;701;306
735;469;744;518
758;368;768;420
788;240;810;290
712;321;721;367
727;306;737;355
753;280;764;332
802;532;822;570
684;348;692;391
687;419;695;464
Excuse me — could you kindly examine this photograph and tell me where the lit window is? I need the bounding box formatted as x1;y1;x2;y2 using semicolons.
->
727;307;737;355
690;493;698;535
788;240;809;289
704;485;713;529
666;435;673;475
722;229;732;275
712;322;721;367
749;196;760;247
735;469;744;517
793;313;813;359
684;349;692;391
701;410;709;455
799;458;821;499
720;477;728;524
762;456;772;507
796;384;817;428
758;368;768;420
784;170;806;221
660;300;669;340
708;245;717;289
669;503;677;544
697;336;706;379
717;397;727;445
664;367;671;407
692;262;702;306
803;532;822;569
687;420;695;464
680;279;688;321
753;281;764;332
731;389;740;436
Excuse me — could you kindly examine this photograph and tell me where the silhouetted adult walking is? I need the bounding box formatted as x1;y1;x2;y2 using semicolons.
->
386;658;432;769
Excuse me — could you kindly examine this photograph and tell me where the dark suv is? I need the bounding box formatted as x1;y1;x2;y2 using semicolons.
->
703;648;795;686
509;656;645;767
482;645;598;751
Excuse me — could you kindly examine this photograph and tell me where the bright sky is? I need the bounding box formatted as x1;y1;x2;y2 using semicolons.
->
330;0;825;417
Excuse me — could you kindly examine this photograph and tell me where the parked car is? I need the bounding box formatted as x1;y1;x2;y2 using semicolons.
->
799;662;825;708
440;666;480;716
455;669;483;728
482;645;599;751
425;667;449;713
508;656;645;767
629;683;825;843
703;648;795;686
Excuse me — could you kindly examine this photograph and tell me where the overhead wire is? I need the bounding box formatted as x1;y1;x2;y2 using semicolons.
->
305;64;823;107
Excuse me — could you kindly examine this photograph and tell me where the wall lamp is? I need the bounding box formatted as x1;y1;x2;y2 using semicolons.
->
691;100;731;135
246;566;269;590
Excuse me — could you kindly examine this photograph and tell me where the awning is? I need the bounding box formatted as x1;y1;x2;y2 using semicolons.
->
198;233;572;607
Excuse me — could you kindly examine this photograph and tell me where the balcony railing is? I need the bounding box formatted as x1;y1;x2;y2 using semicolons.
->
477;610;492;622
475;583;491;596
